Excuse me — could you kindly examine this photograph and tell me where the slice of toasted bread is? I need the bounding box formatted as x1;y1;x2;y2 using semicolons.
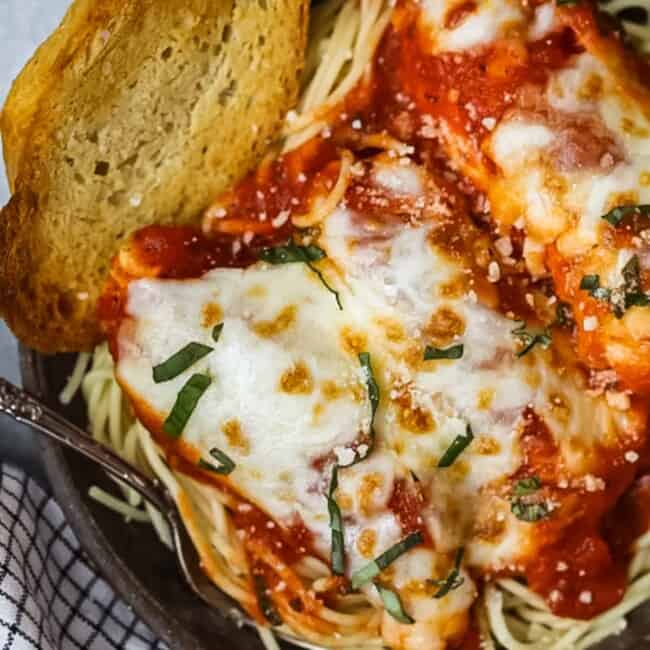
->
0;0;308;353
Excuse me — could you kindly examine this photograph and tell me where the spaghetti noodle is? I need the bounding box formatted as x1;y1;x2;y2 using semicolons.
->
63;1;650;648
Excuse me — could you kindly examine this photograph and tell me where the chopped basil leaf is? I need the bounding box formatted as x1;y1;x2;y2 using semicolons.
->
327;465;345;576
199;448;236;475
212;323;224;343
556;0;579;4
424;343;464;360
253;574;282;626
260;243;326;264
437;423;474;468
260;243;342;309
601;204;650;227
163;374;211;438
511;322;552;358
511;499;550;522
555;302;573;328
580;256;650;318
513;476;541;496
627;293;650;308
153;343;213;383
619;255;650;314
580;274;614;303
580;275;600;293
623;255;641;292
375;584;414;624
428;547;465;599
351;532;423;589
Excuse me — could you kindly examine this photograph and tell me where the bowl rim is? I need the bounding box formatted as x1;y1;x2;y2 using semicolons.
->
19;344;206;650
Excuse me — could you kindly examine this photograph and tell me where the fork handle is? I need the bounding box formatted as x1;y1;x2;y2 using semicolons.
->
0;377;174;517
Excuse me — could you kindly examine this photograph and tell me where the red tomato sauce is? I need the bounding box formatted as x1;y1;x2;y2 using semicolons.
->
232;503;314;566
515;409;649;619
388;478;430;540
349;2;583;185
456;624;482;650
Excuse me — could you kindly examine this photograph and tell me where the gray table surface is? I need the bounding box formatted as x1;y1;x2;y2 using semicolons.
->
0;0;71;485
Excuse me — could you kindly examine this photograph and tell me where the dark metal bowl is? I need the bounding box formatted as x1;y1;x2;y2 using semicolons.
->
18;346;650;649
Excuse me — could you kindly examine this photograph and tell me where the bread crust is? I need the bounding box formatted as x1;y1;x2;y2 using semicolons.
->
0;0;308;353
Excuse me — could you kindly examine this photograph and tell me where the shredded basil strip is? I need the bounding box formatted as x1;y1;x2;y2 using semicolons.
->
424;343;464;360
511;322;552;358
348;352;379;465
429;548;465;599
437;423;474;468
153;343;213;383
555;0;579;4
511;499;550;522
359;352;379;421
307;262;343;310
260;243;342;310
212;323;224;343
260;243;326;264
253;574;282;626
601;204;650;227
351;532;424;589
163;374;211;438
328;465;345;576
375;584;414;624
199;448;236;475
513;476;541;496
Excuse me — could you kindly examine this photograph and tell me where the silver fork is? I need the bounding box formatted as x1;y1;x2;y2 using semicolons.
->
0;378;320;650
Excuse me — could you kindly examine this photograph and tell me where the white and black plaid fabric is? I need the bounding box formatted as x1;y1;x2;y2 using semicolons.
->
0;464;167;650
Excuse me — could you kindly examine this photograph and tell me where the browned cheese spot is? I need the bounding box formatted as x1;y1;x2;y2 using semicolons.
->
439;275;469;299
359;473;384;515
477;388;495;410
374;317;406;343
622;117;649;138
202;302;223;328
246;285;267;298
221;419;250;455
322;380;345;401
395;391;435;434
578;74;603;102
337;491;353;512
253;305;297;338
312;402;324;424
474;436;501;455
473;502;508;543
279;361;314;395
340;326;368;356
424;306;466;347
357;528;378;559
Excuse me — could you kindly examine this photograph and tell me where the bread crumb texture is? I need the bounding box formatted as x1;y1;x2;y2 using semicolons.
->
0;0;307;352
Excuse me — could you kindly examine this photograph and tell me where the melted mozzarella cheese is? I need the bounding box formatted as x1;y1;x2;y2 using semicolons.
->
485;49;650;260
118;263;370;549
382;548;476;650
528;2;557;41
115;156;640;647
320;159;635;569
421;0;524;52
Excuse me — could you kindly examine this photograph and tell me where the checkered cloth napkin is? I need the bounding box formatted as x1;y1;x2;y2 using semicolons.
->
0;464;167;650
